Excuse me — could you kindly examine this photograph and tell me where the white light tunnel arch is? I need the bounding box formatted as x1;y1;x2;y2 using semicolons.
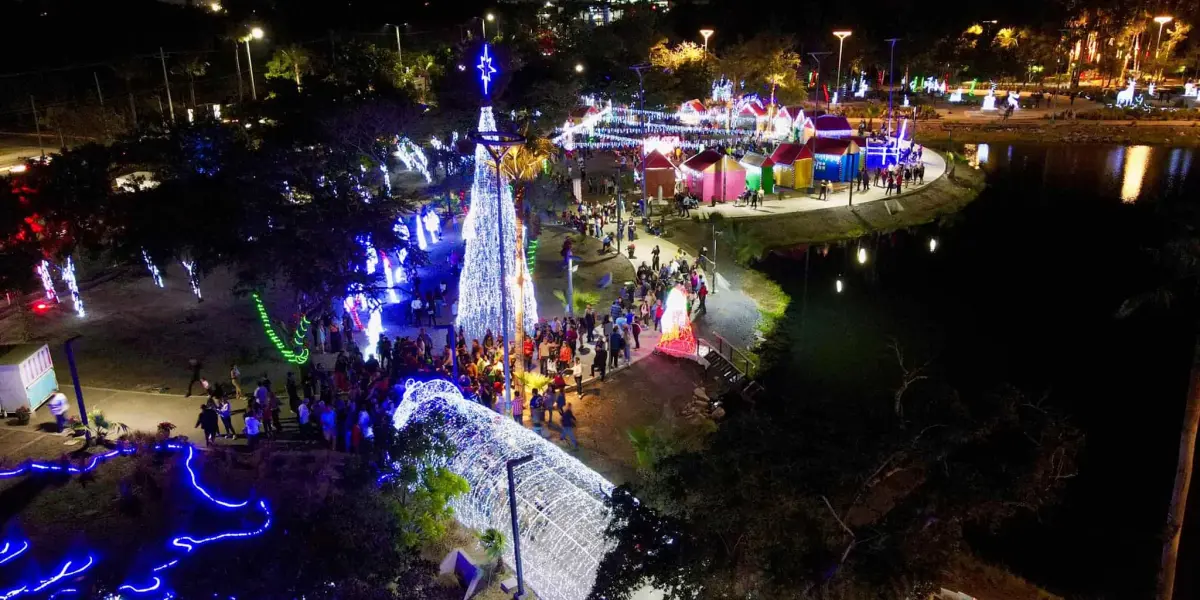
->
393;379;616;600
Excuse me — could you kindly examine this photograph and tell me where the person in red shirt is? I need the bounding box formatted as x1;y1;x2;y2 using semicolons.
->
523;337;534;370
697;282;709;313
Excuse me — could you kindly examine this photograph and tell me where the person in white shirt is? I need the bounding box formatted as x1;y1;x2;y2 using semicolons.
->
47;392;69;432
571;358;584;398
410;297;423;325
298;399;311;438
244;412;262;450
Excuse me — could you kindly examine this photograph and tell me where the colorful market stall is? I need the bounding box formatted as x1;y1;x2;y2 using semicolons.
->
812;114;854;139
0;344;59;416
769;143;814;190
643;149;678;200
739;152;775;193
806;138;861;182
681;150;746;203
773;106;805;139
679;99;706;125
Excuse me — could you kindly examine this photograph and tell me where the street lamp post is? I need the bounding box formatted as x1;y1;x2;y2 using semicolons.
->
394;23;404;63
631;63;651;214
506;455;535;600
245;27;264;101
484;13;495;39
885;38;900;135
64;335;90;443
1154;16;1173;59
833;31;852;103
566;249;576;317
809;52;832;109
233;40;244;101
700;29;714;58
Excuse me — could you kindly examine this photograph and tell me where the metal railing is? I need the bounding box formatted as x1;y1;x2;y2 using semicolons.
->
705;332;759;376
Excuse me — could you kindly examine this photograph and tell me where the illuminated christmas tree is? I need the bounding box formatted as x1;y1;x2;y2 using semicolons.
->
656;286;697;358
456;104;538;344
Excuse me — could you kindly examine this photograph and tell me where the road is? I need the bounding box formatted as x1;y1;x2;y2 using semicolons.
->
0;133;51;171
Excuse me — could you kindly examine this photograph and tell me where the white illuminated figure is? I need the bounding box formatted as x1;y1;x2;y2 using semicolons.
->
902;94;910;108
981;87;997;111
415;213;428;251
854;74;868;98
831;91;839;105
422;209;441;244
1147;82;1156;98
949;87;964;103
1007;91;1020;110
1116;80;1137;107
1185;82;1198;98
391;379;619;600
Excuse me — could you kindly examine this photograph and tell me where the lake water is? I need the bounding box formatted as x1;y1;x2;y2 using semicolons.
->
757;144;1200;598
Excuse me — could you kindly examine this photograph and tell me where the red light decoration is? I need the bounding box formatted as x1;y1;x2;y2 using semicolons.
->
655;286;698;358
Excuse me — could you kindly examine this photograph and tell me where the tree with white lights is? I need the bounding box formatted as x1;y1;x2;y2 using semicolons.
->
455;107;538;343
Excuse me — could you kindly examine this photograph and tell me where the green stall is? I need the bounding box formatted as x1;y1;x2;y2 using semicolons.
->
739;152;775;194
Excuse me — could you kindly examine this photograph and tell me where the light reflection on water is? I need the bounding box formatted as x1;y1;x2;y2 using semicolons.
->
1120;145;1151;203
978;144;1195;204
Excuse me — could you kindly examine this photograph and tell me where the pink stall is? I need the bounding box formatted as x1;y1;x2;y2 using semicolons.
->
680;150;746;203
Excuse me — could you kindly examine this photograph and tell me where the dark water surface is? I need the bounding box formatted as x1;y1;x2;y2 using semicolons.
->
757;144;1200;598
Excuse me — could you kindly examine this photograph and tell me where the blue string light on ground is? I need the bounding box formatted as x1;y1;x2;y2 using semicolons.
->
0;442;272;600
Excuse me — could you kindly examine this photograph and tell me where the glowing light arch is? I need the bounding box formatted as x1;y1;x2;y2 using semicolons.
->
393;380;615;600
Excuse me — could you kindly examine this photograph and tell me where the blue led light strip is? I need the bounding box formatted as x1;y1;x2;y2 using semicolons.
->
0;442;273;599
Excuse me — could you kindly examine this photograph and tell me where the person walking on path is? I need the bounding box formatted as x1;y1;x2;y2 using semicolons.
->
47;392;68;433
608;328;622;368
196;403;220;446
592;342;608;381
244;411;262;450
186;359;204;397
229;364;241;397
218;397;235;438
512;391;525;425
286;372;300;414
560;403;579;450
572;357;584;398
584;306;596;344
697;282;709;314
651;245;661;271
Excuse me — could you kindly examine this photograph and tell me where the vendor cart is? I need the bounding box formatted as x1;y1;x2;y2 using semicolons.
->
0;344;59;416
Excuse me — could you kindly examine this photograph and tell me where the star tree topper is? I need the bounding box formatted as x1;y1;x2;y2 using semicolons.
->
477;44;497;96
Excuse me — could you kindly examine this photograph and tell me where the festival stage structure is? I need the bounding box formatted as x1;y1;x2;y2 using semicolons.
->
392;379;618;600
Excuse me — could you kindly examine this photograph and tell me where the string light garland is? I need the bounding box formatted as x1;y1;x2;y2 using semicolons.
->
655;287;698;358
0;442;272;600
36;260;57;303
60;256;84;317
392;380;616;600
179;260;202;301
250;292;310;365
456;107;539;343
394;137;432;183
141;250;164;288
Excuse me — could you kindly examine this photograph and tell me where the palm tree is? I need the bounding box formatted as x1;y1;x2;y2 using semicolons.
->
1118;231;1200;600
173;55;209;107
477;528;505;584
500;138;555;181
863;101;885;131
265;45;313;91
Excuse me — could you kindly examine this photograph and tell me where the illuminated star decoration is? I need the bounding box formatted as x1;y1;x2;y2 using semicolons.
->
476;44;497;96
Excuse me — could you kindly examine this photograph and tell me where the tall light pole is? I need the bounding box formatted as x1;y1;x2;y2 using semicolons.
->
700;29;714;58
506;455;535;600
885;38;900;134
392;23;405;63
631;63;651;212
1154;16;1173;58
833;30;852;102
159;47;175;122
484;13;495;39
245;27;264;101
809;51;832;110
